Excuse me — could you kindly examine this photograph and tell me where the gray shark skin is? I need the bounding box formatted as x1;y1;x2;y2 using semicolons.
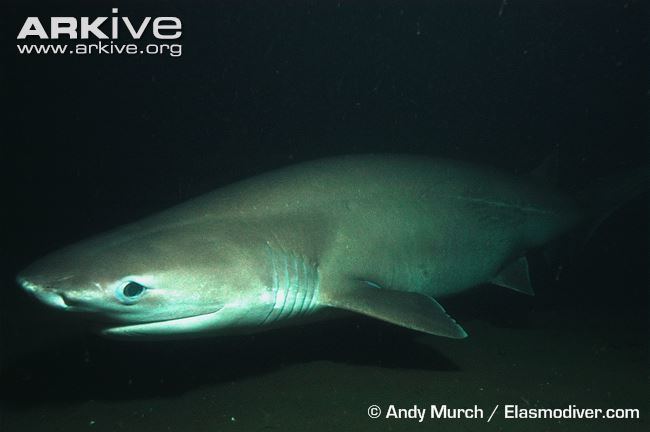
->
17;155;584;339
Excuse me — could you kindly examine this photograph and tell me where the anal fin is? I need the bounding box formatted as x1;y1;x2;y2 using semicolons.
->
491;256;534;295
322;281;467;339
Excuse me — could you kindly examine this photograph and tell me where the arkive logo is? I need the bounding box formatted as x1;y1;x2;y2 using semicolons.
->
18;8;181;40
16;8;183;57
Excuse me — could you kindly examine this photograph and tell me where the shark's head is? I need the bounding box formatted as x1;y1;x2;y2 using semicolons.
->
16;219;277;339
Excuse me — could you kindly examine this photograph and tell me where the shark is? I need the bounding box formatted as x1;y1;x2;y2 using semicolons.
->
16;155;639;339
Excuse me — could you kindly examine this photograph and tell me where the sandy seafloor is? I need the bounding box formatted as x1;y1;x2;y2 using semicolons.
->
1;307;646;432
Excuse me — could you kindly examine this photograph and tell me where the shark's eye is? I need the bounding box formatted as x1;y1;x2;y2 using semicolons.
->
115;281;147;303
123;282;145;298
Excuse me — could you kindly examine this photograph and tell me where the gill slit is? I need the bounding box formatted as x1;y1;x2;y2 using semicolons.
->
262;243;320;325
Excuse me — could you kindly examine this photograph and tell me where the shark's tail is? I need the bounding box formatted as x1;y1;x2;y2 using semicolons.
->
545;164;648;275
571;165;648;242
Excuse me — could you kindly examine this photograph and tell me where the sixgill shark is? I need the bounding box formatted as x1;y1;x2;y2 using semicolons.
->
16;155;642;339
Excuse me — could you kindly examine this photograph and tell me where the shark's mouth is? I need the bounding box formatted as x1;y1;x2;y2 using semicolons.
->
102;309;223;338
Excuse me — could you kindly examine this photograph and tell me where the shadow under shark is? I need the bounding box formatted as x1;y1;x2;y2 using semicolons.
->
15;155;646;339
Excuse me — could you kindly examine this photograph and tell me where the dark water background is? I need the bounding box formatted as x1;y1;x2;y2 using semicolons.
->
3;1;648;431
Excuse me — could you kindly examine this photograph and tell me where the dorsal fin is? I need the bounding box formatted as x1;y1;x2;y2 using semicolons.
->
490;256;534;296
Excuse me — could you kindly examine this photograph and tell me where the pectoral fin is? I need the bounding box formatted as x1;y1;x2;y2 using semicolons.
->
322;281;467;339
491;256;534;295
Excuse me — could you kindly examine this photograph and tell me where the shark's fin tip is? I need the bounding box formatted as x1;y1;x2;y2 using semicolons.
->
491;256;535;296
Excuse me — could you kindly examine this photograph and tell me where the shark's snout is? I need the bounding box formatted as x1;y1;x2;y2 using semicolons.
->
17;274;77;310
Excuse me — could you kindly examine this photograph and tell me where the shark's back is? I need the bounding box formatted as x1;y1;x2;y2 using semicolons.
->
149;155;579;227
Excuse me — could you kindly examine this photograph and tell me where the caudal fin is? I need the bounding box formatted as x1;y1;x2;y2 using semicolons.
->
545;165;648;276
571;165;648;244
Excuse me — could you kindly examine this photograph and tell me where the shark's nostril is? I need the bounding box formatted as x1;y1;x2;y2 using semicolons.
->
59;294;82;307
31;290;68;309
